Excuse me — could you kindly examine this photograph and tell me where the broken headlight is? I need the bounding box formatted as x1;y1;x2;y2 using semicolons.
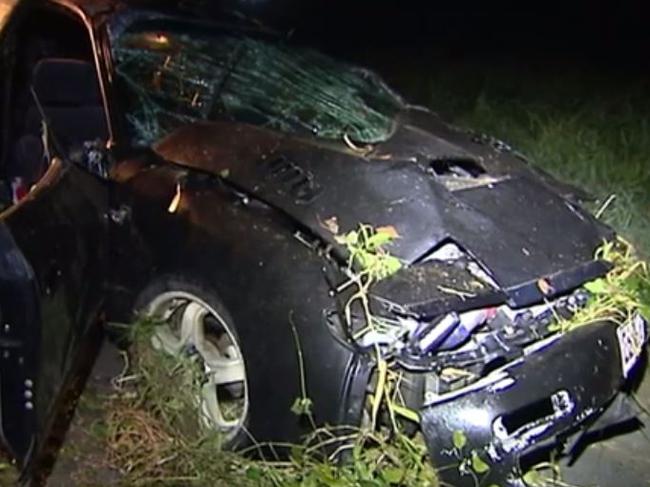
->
326;285;591;396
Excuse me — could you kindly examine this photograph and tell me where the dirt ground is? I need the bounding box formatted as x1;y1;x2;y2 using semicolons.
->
43;343;125;487
562;365;650;487
32;340;650;486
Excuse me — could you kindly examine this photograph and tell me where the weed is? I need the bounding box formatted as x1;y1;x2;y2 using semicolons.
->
98;316;438;486
554;238;650;332
335;223;403;281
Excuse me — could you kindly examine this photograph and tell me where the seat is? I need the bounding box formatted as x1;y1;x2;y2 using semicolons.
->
29;58;108;155
6;58;108;199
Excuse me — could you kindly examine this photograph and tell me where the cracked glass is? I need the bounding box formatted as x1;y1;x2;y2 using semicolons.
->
111;17;403;146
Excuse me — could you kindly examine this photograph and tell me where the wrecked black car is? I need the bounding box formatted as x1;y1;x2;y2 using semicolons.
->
0;1;647;485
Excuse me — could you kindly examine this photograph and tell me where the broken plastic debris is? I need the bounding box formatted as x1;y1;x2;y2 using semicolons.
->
413;313;460;353
376;225;400;239
168;182;182;213
320;216;339;235
423;241;466;262
536;277;554;296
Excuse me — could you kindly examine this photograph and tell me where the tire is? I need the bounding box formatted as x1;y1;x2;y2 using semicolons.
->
133;274;249;446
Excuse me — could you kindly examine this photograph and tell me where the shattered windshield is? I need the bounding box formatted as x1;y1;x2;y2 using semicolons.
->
111;17;403;146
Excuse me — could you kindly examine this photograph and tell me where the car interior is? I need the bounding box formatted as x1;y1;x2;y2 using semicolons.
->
0;7;108;210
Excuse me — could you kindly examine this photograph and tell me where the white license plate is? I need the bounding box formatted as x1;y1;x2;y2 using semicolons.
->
617;313;647;378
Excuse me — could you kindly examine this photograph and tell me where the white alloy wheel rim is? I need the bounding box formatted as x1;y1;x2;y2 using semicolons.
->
144;291;248;441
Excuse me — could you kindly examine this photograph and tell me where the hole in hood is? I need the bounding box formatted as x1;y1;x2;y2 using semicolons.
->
430;157;486;178
428;157;505;191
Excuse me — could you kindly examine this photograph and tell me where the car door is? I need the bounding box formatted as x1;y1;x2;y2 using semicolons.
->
0;160;108;467
0;2;109;470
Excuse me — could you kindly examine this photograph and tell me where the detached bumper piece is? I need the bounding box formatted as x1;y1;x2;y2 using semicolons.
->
420;319;647;487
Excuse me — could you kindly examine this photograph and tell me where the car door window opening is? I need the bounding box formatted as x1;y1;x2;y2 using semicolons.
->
0;6;108;209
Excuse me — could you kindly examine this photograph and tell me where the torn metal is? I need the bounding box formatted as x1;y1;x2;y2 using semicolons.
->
324;245;646;486
419;319;646;486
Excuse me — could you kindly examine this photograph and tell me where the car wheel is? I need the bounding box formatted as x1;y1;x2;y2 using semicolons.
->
134;276;249;445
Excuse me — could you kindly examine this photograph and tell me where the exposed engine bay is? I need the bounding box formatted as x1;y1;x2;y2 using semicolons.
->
322;236;647;486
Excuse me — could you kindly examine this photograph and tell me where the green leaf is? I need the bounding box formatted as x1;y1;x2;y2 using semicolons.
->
290;397;313;416
452;430;467;450
312;463;337;483
380;256;402;277
391;403;420;423
359;481;382;487
471;450;490;474
290;444;303;463
356;250;374;269
366;231;393;249
640;305;650;321
245;466;262;480
584;278;607;294
523;469;543;486
382;467;404;484
345;231;359;246
360;447;382;464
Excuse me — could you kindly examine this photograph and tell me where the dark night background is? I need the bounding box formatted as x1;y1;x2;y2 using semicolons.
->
184;1;650;69
169;1;650;121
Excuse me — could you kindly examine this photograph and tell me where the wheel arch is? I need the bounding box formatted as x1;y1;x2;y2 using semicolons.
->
108;168;370;442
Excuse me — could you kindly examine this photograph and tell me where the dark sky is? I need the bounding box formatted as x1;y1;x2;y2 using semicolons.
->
191;0;650;71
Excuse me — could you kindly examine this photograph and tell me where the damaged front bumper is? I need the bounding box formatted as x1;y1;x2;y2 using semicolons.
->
419;315;647;487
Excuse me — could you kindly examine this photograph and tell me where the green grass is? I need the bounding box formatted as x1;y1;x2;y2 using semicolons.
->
400;66;650;257
93;319;438;487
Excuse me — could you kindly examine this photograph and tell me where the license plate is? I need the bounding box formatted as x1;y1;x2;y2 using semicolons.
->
617;313;647;378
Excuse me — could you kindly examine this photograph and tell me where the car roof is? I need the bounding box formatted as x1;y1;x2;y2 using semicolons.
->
51;0;274;37
50;0;115;15
54;0;250;19
6;0;241;27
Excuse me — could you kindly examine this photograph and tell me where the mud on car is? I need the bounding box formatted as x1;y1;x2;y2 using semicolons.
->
0;1;647;485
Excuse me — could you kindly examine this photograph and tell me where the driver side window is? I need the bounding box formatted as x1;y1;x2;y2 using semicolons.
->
0;6;108;211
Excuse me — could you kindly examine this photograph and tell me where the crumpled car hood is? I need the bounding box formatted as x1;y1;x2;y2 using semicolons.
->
153;108;613;305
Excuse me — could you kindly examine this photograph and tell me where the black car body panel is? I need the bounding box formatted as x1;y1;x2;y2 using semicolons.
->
0;222;40;462
107;160;372;442
0;161;107;466
0;2;646;486
153;118;612;306
421;321;636;486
